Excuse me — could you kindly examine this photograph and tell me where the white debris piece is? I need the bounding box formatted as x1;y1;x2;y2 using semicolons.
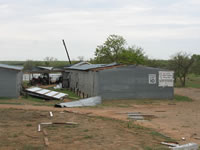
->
54;83;62;89
26;87;68;100
55;96;102;108
171;143;199;150
38;124;41;132
49;111;53;117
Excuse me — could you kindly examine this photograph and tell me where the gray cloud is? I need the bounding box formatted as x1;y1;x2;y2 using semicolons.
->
0;0;200;60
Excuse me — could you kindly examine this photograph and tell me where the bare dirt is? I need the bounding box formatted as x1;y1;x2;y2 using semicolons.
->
0;88;200;149
0;109;169;150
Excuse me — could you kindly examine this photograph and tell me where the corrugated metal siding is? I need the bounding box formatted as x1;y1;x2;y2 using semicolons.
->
66;70;97;97
97;66;174;100
64;65;174;100
0;68;22;98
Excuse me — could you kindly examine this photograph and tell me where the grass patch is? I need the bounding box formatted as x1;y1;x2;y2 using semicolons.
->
23;144;44;150
0;97;15;100
83;129;89;132
150;131;175;142
48;88;80;100
0;102;23;105
21;95;46;103
83;135;93;139
175;74;200;88
26;124;32;127
174;94;193;102
127;121;149;130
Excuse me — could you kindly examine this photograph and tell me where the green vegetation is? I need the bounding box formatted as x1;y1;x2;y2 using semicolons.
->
23;145;44;150
174;94;193;102
26;124;32;127
92;34;146;64
83;135;93;139
47;88;80;100
176;74;200;88
22;95;46;103
127;121;148;130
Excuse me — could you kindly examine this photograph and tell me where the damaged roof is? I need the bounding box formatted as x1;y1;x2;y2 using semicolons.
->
0;64;23;71
65;62;120;71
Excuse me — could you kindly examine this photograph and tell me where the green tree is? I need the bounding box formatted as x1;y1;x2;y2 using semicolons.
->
169;52;194;87
191;54;200;74
119;46;146;64
94;34;146;64
23;60;35;70
43;57;58;66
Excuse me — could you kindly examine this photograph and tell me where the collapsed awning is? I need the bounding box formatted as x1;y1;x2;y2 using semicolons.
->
26;87;68;100
55;96;102;107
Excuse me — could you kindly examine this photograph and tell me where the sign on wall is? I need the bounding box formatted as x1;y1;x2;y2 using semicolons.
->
149;74;156;84
159;71;174;87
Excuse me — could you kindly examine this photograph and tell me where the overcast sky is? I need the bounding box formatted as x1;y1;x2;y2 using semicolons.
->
0;0;200;61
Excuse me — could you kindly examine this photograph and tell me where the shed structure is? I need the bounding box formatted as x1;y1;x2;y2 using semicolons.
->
0;64;23;98
63;63;174;100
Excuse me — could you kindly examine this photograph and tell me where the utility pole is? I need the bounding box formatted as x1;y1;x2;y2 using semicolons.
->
62;39;71;64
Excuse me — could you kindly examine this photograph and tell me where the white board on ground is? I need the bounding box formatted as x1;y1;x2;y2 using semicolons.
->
159;71;174;87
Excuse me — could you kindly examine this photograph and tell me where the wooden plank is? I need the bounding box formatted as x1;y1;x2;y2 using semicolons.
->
44;137;49;146
43;129;48;136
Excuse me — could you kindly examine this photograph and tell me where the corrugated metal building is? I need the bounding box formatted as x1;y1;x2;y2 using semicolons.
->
0;64;23;98
63;62;174;100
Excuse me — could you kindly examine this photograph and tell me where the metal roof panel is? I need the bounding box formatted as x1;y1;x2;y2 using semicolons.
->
0;64;23;71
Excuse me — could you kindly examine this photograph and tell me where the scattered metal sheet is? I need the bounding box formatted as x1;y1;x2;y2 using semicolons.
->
161;142;179;147
55;96;102;108
161;142;199;150
128;115;144;120
127;112;155;120
171;143;199;150
26;87;68;100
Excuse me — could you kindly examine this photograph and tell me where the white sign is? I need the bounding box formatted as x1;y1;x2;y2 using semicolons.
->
149;74;156;84
159;71;174;87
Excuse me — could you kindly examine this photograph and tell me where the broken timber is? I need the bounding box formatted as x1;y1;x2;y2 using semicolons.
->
26;87;68;100
38;122;78;132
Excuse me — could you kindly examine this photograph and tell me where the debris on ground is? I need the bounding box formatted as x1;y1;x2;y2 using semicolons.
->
38;122;78;132
43;129;48;136
161;142;179;147
49;111;53;117
127;112;155;120
171;143;199;150
26;87;68;100
161;142;199;150
54;83;62;90
181;137;186;141
55;96;102;108
44;137;49;146
191;133;200;140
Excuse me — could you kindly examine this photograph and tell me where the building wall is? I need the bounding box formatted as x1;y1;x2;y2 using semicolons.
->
65;70;98;97
0;68;21;98
97;66;174;100
16;71;23;97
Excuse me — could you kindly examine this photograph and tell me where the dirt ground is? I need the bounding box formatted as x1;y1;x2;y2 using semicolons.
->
0;109;171;150
0;88;200;149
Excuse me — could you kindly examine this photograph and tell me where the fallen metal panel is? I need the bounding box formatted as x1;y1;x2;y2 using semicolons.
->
26;87;68;100
37;89;50;94
53;93;67;99
55;96;102;107
171;143;198;150
45;91;58;97
27;87;41;92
